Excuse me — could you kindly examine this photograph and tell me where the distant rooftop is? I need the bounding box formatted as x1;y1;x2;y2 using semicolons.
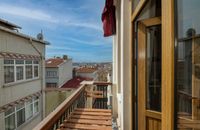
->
76;67;97;73
61;77;93;88
46;58;65;68
0;18;21;30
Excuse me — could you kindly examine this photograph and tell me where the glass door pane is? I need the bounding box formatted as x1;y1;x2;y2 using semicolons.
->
146;25;162;112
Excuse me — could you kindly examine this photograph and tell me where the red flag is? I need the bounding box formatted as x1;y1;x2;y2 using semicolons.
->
102;0;116;37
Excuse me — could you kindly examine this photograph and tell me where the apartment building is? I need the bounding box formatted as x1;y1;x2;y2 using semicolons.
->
75;67;98;81
0;19;48;130
45;57;73;88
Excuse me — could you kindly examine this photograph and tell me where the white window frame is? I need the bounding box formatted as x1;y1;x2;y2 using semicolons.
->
4;59;40;85
15;60;25;82
33;61;39;78
4;60;15;84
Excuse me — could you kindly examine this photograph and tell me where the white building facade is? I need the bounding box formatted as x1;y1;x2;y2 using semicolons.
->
0;19;48;130
45;58;73;88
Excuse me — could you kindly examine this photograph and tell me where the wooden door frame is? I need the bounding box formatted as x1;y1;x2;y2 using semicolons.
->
131;0;175;130
138;17;162;130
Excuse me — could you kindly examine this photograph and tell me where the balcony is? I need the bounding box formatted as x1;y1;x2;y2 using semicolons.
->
33;81;114;130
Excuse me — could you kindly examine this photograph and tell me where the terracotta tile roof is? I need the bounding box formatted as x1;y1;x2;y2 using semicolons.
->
76;67;97;73
61;77;93;88
46;58;64;68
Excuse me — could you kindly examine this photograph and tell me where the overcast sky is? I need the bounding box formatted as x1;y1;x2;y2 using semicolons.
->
0;0;112;62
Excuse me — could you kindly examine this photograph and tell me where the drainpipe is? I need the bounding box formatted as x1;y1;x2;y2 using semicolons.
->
29;38;46;119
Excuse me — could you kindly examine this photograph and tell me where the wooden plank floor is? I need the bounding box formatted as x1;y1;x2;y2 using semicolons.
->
58;108;112;130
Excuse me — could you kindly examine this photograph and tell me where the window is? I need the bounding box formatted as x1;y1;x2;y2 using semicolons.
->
16;60;24;81
4;60;14;83
46;71;57;78
26;60;33;79
33;97;39;113
4;59;40;84
33;61;39;78
5;108;15;130
4;66;14;83
175;0;200;129
46;83;57;88
16;66;23;81
4;97;40;129
146;25;162;112
16;103;25;127
25;100;33;120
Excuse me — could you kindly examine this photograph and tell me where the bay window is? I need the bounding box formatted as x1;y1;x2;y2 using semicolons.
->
4;59;40;84
4;97;40;129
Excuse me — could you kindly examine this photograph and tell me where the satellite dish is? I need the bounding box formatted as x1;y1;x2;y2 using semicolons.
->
37;30;44;40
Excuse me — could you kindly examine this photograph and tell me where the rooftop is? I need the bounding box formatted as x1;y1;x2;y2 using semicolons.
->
46;58;65;68
76;67;97;73
61;77;93;88
0;18;21;29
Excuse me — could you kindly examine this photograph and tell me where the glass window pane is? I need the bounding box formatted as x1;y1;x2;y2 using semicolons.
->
4;60;14;64
16;66;24;80
5;114;15;130
25;103;33;120
4;66;14;83
33;60;39;64
34;66;39;77
146;25;162;112
26;65;32;79
16;60;24;64
5;108;15;116
16;103;24;110
176;0;200;129
16;108;25;127
34;101;39;113
25;60;32;64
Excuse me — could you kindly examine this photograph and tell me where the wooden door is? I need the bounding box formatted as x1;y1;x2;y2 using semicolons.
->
138;17;162;130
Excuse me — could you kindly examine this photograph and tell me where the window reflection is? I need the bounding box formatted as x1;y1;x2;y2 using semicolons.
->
176;0;200;129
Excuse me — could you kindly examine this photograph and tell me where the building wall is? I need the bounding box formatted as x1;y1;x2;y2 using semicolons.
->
0;29;45;130
76;71;97;81
58;59;73;87
113;0;132;130
0;97;43;130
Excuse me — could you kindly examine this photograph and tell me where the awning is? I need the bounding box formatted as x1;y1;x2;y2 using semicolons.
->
0;52;41;60
102;0;116;37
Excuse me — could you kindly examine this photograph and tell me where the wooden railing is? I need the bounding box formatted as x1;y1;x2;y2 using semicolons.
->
33;82;112;130
33;84;86;130
92;84;110;109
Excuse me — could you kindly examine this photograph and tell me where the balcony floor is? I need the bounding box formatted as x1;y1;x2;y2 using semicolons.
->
58;108;112;130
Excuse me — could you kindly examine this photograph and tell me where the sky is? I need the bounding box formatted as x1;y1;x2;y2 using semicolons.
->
0;0;112;62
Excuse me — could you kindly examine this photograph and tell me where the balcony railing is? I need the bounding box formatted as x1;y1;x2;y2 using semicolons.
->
33;82;112;130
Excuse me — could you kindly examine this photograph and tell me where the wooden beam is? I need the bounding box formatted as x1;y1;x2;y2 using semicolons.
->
141;17;161;27
70;115;111;120
66;119;112;126
75;108;111;113
64;123;112;130
162;0;175;130
131;0;147;22
73;111;111;116
137;20;146;130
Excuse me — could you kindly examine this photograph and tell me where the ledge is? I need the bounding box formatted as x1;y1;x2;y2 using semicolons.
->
3;78;40;87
